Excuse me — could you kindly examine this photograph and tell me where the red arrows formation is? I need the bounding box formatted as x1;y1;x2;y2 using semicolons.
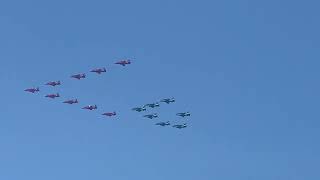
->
24;59;131;118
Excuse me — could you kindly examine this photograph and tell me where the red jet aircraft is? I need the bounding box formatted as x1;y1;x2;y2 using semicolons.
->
102;111;116;117
90;67;107;74
24;87;40;93
71;73;86;80
115;59;131;66
45;93;60;99
82;105;97;110
63;99;78;104
45;81;61;86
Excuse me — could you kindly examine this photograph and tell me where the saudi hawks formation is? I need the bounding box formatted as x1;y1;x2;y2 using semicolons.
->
24;59;191;129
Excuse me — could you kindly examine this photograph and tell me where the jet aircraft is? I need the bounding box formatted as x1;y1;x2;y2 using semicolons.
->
144;102;160;108
102;111;116;117
63;99;78;104
132;107;146;112
71;73;86;80
176;112;191;117
45;81;61;86
45;93;60;99
143;113;158;119
24;87;39;93
160;98;175;104
90;67;107;74
82;105;97;110
173;123;187;129
155;121;170;126
115;59;131;66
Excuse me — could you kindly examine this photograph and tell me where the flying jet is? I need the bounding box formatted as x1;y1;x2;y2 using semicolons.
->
63;99;78;104
115;59;131;66
143;113;158;119
45;93;60;99
82;105;97;110
102;111;116;117
45;81;61;86
90;67;107;74
71;73;86;80
144;102;160;108
24;87;39;93
176;112;191;117
132;107;146;112
160;98;175;104
173;123;187;129
155;121;170;126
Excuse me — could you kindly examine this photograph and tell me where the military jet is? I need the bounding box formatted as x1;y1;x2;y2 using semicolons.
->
90;67;106;74
155;121;170;126
24;87;39;93
82;105;97;110
173;123;187;129
143;113;158;119
132;107;146;112
144;102;160;108
176;112;191;117
45;81;61;86
63;99;78;104
160;98;175;104
102;111;116;117
45;93;60;99
115;59;131;66
71;73;86;80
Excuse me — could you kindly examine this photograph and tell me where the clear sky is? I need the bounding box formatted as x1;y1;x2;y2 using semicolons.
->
0;0;319;179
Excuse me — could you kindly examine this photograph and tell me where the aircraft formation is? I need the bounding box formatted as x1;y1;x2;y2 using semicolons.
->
24;59;191;129
132;98;190;129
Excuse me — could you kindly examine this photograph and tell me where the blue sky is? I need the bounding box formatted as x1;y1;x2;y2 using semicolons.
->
0;0;319;179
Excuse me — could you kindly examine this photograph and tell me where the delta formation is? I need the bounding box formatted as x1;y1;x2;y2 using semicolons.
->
24;59;191;129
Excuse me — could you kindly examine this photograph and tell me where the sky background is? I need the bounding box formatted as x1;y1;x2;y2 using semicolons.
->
0;0;320;179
